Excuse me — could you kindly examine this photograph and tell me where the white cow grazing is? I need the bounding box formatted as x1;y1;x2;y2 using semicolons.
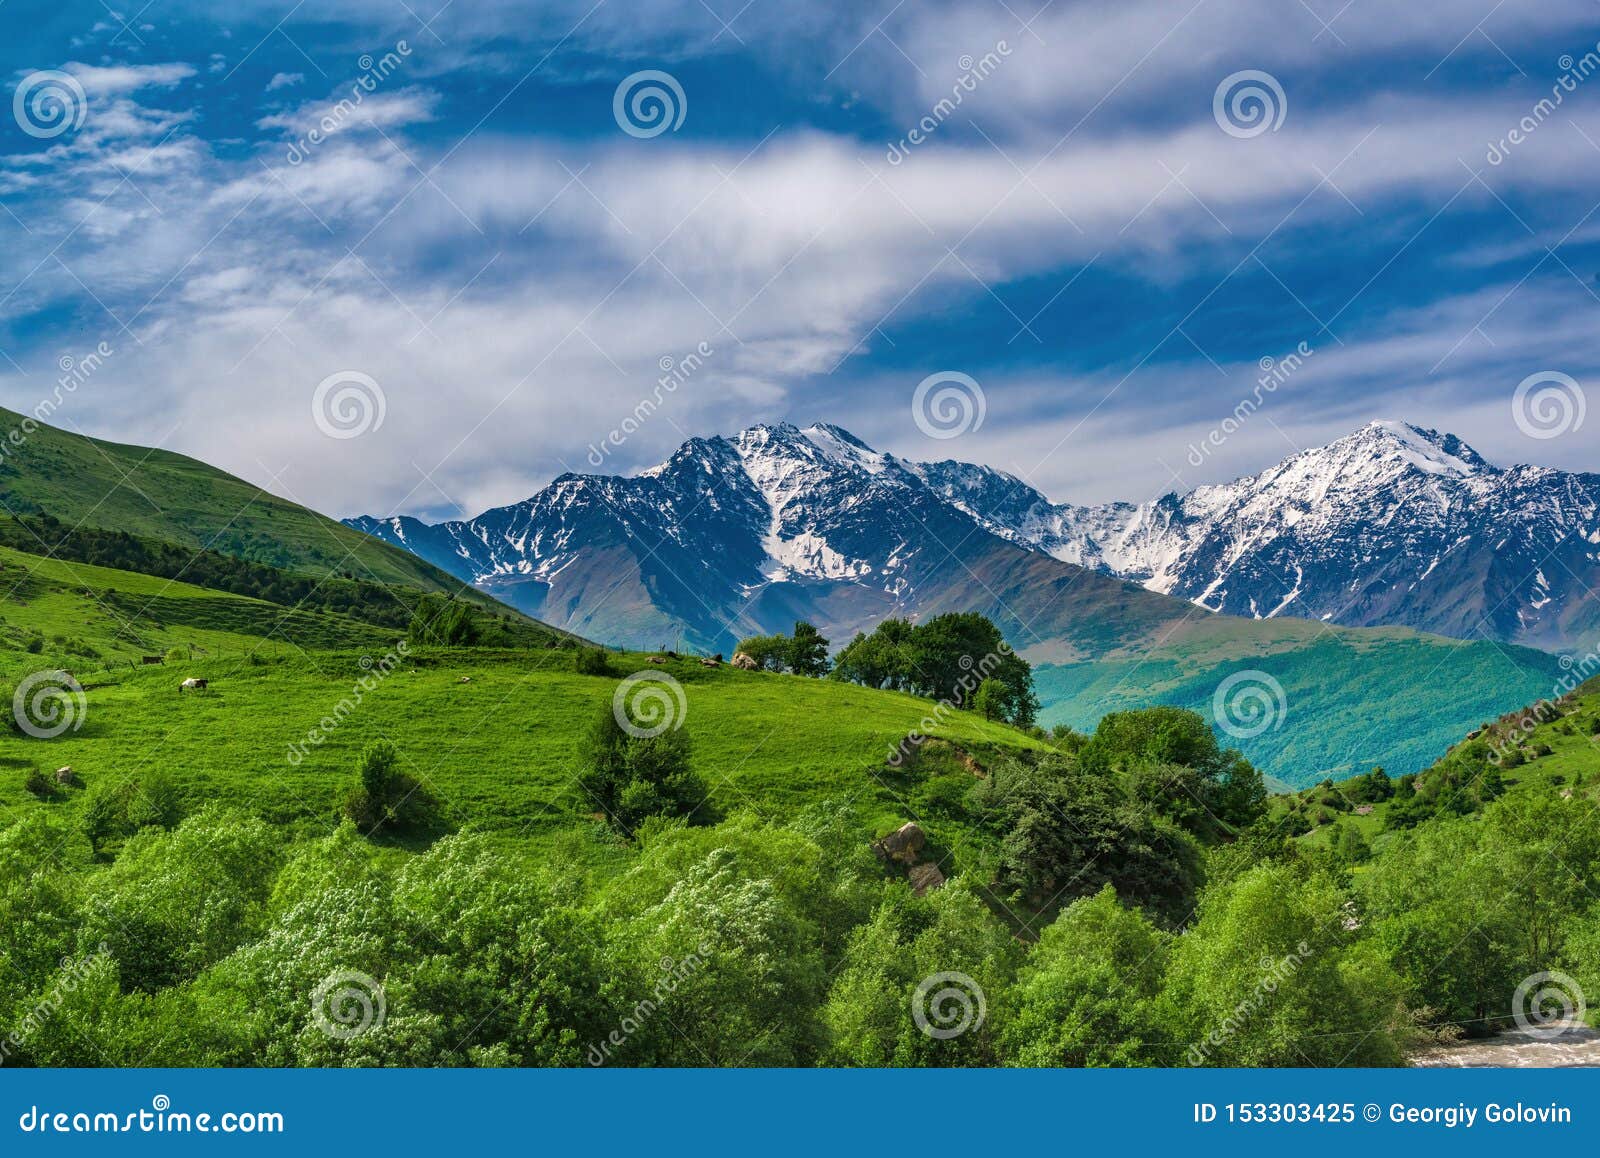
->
179;677;208;692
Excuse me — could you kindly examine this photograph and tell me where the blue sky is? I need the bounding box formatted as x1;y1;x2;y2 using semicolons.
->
1;0;1597;521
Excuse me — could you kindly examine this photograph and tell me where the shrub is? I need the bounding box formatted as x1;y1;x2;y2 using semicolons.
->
342;740;441;835
573;647;612;676
973;678;1009;721
79;775;184;854
23;768;57;800
576;705;708;833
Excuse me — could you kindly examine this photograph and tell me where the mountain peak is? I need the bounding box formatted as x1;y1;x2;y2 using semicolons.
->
1310;420;1491;480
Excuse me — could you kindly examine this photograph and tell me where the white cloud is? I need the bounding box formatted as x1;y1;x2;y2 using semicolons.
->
62;61;196;97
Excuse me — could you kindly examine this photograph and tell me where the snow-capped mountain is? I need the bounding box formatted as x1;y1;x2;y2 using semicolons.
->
348;422;1028;650
924;421;1600;651
351;418;1598;653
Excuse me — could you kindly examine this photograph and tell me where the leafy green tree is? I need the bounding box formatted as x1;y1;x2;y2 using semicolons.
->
1079;706;1266;835
1329;821;1371;864
342;740;441;835
574;647;612;676
576;705;708;832
787;621;831;677
390;833;610;1065
971;755;1203;925
1003;886;1168;1066
1160;863;1406;1066
79;806;281;993
604;848;828;1066
973;678;1008;722
823;878;1016;1067
832;612;1037;725
733;633;789;672
830;620;913;690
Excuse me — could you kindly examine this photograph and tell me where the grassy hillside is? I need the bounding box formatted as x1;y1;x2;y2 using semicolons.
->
0;542;574;670
0;407;492;599
1272;674;1600;848
1033;618;1562;787
0;647;1046;854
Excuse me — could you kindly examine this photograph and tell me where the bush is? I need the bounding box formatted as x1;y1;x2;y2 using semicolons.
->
576;704;708;833
574;647;612;676
342;741;441;835
23;768;57;800
80;775;184;854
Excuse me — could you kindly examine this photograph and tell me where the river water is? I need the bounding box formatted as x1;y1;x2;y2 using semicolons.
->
1410;1019;1600;1067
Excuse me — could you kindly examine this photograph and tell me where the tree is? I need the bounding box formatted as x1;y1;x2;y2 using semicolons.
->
733;633;789;672
1159;863;1406;1066
605;849;827;1066
971;754;1204;925
823;879;1015;1067
1079;706;1265;835
1003;886;1168;1066
1329;821;1371;864
408;597;480;647
343;741;440;835
787;622;831;677
576;705;708;833
573;647;611;676
832;612;1038;726
973;678;1008;722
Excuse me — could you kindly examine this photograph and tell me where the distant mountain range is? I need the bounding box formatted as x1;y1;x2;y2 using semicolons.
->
348;420;1576;784
923;420;1600;653
350;419;1599;654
